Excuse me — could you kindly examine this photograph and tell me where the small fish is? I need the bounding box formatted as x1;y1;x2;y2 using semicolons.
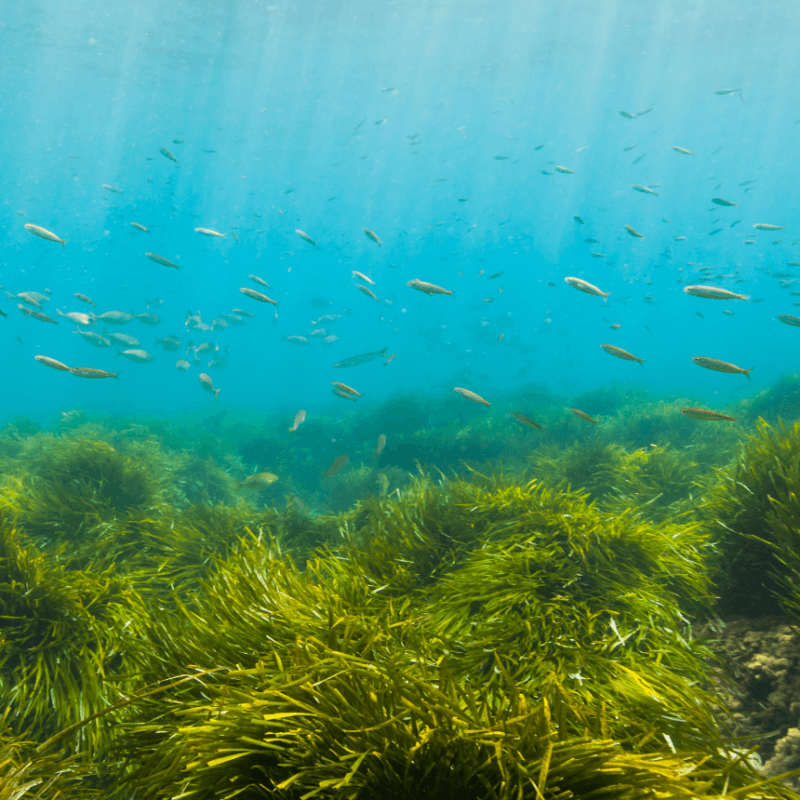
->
509;411;542;430
136;312;161;326
155;335;181;351
285;335;309;345
199;372;221;400
324;455;349;479
289;409;306;433
672;146;694;155
159;147;178;163
295;229;316;246
564;276;610;301
624;225;644;238
19;305;57;324
145;252;180;269
24;223;65;246
106;332;139;346
195;227;225;238
352;271;374;285
384;353;396;365
573;216;585;224
249;274;272;288
35;355;71;371
601;343;644;364
610;323;622;330
636;107;654;116
74;330;111;347
356;284;379;301
590;253;606;258
623;145;637;152
74;293;96;306
373;434;386;460
494;155;509;160
332;381;361;397
130;222;149;232
753;223;784;231
364;228;382;245
673;236;687;242
69;367;118;379
709;228;723;236
240;287;277;304
683;285;748;300
333;348;388;368
619;111;635;119
98;311;135;324
176;359;191;371
498;333;504;343
554;166;574;174
407;279;453;296
631;184;658;196
333;389;357;401
572;408;597;424
691;356;753;379
711;198;737;207
488;272;503;279
173;139;185;143
778;314;800;328
681;408;736;422
715;89;741;96
102;184;123;194
116;349;155;363
238;472;279;490
454;387;490;406
232;308;255;318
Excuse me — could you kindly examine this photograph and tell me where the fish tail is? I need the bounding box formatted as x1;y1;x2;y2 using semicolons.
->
638;359;645;366
745;367;754;380
114;348;123;358
602;292;610;302
214;388;221;400
379;347;388;355
114;373;121;381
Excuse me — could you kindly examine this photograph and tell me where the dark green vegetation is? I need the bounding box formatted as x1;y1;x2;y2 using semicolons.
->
1;384;800;799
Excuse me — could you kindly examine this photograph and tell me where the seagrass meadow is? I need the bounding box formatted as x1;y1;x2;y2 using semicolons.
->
1;381;800;800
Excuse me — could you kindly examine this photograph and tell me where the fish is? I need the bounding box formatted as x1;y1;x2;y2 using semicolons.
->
240;287;277;304
610;323;622;330
683;285;749;300
106;332;139;346
573;216;585;224
352;271;374;285
175;359;191;371
69;367;118;379
753;223;784;231
672;146;694;155
624;225;644;238
102;184;123;193
373;434;386;460
691;356;753;379
712;198;737;207
324;455;349;479
145;252;180;269
333;348;389;368
98;311;135;324
24;223;65;246
494;155;509;160
116;349;155;363
155;335;181;351
74;330;112;347
356;284;379;301
238;472;279;490
673;236;687;241
332;381;361;397
709;228;723;236
159;147;178;163
289;409;306;433
19;305;57;324
364;228;382;245
136;312;161;326
498;333;504;343
56;310;95;326
295;229;316;246
554;166;574;174
715;89;741;95
590;253;606;258
571;408;597;424
681;408;736;422
333;389;357;401
601;343;644;364
509;411;542;430
619;111;635;119
384;353;396;365
564;276;610;301
631;184;658;196
195;227;225;238
232;308;255;318
488;272;503;279
636;107;654;116
207;358;228;369
249;274;272;288
35;355;71;371
199;373;221;400
130;222;149;232
778;314;800;328
454;387;490;406
407;279;453;295
74;293;96;306
285;335;309;345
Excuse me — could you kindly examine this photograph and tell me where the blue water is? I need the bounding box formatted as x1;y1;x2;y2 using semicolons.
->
2;0;799;424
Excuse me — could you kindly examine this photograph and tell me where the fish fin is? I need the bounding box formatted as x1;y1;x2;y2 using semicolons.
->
114;348;123;357
379;347;388;355
214;389;221;400
745;367;754;380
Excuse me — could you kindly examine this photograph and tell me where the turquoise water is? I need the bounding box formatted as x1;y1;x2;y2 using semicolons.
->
2;0;799;425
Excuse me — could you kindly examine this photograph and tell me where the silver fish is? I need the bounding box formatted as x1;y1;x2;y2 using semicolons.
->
333;348;389;368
